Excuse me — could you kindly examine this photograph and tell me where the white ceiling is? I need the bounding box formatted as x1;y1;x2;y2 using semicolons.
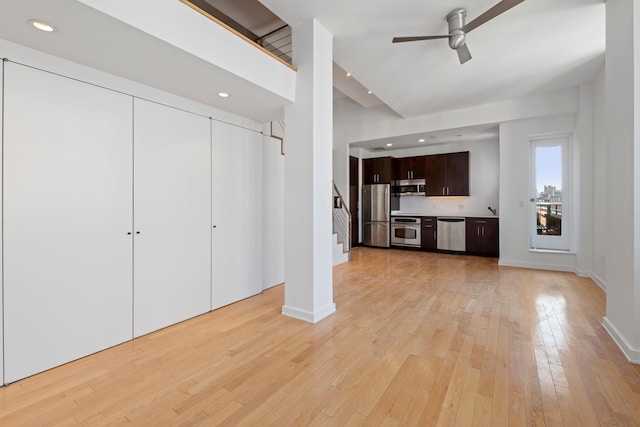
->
349;124;500;151
261;0;606;119
0;0;606;138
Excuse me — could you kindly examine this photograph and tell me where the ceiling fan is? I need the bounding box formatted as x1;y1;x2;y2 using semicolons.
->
392;0;525;64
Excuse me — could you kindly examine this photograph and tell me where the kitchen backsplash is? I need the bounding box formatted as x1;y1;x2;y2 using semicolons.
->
399;194;499;216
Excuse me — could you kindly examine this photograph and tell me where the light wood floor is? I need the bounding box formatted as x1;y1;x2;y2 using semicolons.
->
1;247;639;426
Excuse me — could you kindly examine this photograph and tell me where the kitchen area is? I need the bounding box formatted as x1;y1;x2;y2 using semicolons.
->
357;137;500;257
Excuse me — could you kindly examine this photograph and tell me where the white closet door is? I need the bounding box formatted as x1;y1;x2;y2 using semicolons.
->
3;64;133;383
212;121;263;310
0;60;4;386
133;99;211;337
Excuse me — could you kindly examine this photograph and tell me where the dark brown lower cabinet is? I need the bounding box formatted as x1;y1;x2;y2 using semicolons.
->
465;217;499;257
421;217;437;251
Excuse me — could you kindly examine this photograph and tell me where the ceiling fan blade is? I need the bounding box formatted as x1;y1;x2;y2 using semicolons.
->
392;35;449;43
457;43;472;64
463;0;525;33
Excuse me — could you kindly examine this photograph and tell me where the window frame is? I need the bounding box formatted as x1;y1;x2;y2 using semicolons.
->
529;133;573;251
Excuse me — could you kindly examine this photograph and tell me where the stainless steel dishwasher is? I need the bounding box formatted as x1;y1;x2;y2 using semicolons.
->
437;217;466;252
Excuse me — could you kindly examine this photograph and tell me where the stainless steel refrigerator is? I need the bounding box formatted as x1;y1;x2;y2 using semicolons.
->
363;184;399;247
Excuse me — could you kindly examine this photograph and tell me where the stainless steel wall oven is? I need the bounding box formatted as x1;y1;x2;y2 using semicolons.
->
391;217;421;247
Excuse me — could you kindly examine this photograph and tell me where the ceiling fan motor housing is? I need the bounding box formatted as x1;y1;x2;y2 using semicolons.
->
447;9;467;49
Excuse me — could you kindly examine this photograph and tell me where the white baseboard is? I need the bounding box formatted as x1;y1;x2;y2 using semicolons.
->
498;259;575;272
602;317;640;364
282;302;336;324
575;267;589;277
590;273;606;292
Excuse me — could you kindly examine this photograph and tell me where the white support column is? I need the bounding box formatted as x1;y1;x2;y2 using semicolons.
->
282;19;336;323
602;0;640;363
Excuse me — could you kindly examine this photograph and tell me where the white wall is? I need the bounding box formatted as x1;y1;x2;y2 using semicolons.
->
498;114;578;271
575;82;595;277
263;135;285;289
0;38;261;131
77;0;296;102
333;99;350;202
592;67;607;289
601;0;640;362
282;19;335;323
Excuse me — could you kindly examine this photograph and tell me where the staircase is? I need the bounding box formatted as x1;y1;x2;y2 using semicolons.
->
333;182;351;265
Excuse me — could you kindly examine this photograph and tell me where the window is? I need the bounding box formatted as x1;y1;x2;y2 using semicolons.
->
530;134;572;250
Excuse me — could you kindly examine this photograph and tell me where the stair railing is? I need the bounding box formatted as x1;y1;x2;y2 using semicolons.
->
333;181;352;256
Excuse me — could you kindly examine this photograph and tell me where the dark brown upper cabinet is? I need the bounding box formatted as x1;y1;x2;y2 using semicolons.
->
363;157;394;184
393;156;426;180
425;151;469;196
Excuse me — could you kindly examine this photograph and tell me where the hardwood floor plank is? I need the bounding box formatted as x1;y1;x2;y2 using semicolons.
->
0;248;638;426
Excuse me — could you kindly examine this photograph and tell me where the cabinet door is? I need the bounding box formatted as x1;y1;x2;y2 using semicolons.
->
465;220;483;253
393;157;412;180
481;219;499;257
212;122;263;310
364;157;393;184
421;217;437;250
3;64;133;383
363;158;378;184
133;99;212;337
425;154;446;196
377;157;394;183
446;152;469;196
411;156;427;179
465;218;499;256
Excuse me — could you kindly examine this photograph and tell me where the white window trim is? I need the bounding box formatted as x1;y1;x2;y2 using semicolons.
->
529;132;573;251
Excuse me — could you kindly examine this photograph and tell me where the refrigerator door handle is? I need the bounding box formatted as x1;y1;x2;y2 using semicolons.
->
385;185;389;218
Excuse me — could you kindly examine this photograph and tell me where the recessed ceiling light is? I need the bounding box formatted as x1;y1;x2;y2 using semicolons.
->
386;143;393;147
418;138;425;142
367;90;372;94
30;20;55;32
218;92;230;98
346;72;351;77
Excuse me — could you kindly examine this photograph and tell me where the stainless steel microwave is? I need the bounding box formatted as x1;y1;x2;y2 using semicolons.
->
392;179;426;196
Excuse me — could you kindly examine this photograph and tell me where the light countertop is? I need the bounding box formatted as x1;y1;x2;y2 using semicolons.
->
391;211;499;219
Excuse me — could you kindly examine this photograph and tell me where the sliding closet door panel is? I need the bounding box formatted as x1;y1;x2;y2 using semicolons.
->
212;122;263;310
133;99;211;337
3;64;133;383
0;60;4;386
